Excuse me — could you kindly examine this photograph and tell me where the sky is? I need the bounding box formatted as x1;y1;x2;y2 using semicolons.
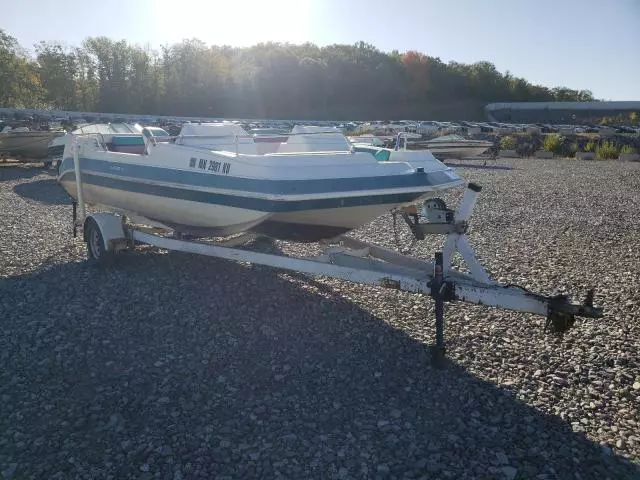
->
2;0;639;100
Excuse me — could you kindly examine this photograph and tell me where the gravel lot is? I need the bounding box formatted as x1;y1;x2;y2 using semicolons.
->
1;158;639;480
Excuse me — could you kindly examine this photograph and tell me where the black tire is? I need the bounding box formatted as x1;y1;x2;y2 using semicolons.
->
85;218;113;265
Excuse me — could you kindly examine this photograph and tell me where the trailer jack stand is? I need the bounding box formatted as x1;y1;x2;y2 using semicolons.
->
430;251;447;368
72;201;78;238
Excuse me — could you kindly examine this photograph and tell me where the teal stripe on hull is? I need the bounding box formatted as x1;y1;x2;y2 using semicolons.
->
60;171;424;213
58;156;455;196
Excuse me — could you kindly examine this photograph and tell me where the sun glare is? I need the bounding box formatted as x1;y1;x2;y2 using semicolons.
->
148;0;314;47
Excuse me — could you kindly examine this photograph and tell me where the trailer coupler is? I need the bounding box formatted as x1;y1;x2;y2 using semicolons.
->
545;289;602;334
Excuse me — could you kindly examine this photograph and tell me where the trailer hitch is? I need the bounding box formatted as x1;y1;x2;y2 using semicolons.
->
545;289;603;334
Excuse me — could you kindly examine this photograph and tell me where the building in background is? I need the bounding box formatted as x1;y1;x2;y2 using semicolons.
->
485;101;640;124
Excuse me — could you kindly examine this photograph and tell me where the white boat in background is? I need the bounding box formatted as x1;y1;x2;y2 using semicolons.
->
57;122;463;242
349;132;492;160
0;126;66;162
348;135;386;147
410;134;493;159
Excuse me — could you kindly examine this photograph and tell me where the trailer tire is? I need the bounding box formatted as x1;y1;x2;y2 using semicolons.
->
85;218;113;265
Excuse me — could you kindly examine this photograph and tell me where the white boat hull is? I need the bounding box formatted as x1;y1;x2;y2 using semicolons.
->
253;186;453;241
0;131;65;159
253;202;406;240
59;180;271;236
57;122;463;241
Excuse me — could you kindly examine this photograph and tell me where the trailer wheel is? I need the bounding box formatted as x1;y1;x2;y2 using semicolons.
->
85;218;113;265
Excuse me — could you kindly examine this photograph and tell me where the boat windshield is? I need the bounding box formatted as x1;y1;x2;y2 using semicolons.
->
74;123;139;135
249;128;288;136
144;127;169;137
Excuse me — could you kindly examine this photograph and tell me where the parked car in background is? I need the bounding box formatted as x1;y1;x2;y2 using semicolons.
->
615;125;637;134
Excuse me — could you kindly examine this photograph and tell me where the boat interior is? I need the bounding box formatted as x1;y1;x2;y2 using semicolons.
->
73;122;405;161
175;123;354;156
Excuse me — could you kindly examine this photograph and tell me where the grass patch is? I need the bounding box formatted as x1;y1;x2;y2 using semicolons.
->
568;142;578;158
543;134;563;154
596;140;619;160
620;144;637;155
499;135;516;151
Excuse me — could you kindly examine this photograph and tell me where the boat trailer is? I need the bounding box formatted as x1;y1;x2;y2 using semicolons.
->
68;141;603;367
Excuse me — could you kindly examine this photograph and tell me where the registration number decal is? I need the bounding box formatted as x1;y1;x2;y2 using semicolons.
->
189;157;231;175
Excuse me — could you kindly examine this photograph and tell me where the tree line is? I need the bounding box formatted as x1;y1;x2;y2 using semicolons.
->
0;29;595;120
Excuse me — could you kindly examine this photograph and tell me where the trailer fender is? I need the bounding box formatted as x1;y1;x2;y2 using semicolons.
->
83;213;126;252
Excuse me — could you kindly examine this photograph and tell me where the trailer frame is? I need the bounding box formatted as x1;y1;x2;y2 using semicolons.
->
68;139;603;367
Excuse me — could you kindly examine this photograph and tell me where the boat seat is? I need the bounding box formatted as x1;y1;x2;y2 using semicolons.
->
224;139;259;155
106;134;147;154
276;134;352;154
177;136;259;155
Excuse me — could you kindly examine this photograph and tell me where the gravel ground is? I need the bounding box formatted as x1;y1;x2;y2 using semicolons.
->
1;158;639;480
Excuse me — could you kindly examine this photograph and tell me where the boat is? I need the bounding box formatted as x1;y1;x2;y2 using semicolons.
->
57;122;463;242
408;134;493;159
0;126;66;161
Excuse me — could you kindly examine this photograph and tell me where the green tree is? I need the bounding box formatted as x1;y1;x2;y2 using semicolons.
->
73;46;99;111
35;41;78;108
0;29;44;108
0;29;605;120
